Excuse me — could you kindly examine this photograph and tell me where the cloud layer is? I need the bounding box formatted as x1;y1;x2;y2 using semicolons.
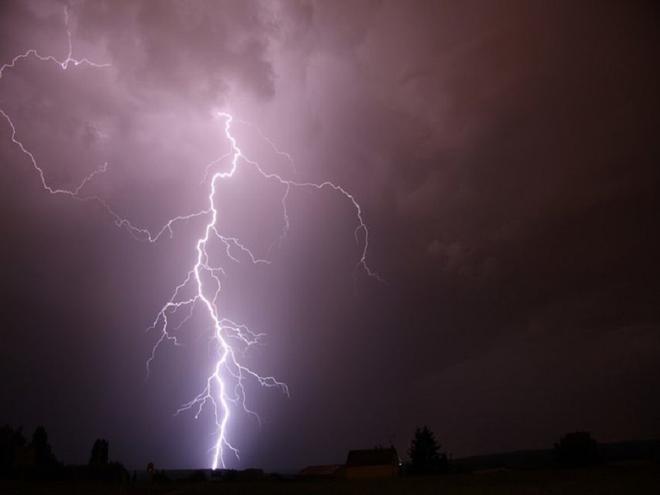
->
1;0;659;469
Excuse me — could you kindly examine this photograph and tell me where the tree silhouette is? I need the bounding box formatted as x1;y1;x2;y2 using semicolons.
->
30;426;56;467
89;439;109;466
0;425;26;475
407;426;448;474
554;431;599;467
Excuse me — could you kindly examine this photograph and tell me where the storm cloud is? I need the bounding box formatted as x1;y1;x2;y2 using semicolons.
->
1;0;659;470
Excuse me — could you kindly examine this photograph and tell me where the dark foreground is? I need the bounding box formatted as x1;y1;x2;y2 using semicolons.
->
2;463;659;495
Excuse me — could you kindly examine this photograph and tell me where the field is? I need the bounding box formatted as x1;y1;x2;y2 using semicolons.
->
1;463;659;494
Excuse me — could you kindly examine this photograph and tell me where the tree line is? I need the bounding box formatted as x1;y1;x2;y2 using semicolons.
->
1;422;607;480
0;425;127;481
405;426;603;475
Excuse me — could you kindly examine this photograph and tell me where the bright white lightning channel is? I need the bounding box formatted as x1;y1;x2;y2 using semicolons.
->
0;8;381;469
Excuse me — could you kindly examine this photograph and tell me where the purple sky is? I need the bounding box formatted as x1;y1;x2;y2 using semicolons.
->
1;0;659;470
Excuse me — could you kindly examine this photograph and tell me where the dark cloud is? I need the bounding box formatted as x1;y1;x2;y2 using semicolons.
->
76;0;277;102
1;0;659;470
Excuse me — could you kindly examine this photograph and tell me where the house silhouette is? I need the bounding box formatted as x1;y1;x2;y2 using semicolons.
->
344;447;400;479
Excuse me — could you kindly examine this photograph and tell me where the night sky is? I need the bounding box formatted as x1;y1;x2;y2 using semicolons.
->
1;0;659;471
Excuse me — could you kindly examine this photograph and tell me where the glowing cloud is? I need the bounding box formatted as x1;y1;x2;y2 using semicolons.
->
1;7;380;469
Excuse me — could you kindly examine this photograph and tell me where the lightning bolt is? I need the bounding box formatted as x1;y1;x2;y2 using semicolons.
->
1;7;381;469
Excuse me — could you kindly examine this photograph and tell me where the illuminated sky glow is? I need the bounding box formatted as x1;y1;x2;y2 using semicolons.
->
0;7;380;468
1;0;659;471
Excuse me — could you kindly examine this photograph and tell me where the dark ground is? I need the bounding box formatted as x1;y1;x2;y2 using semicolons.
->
1;462;659;494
